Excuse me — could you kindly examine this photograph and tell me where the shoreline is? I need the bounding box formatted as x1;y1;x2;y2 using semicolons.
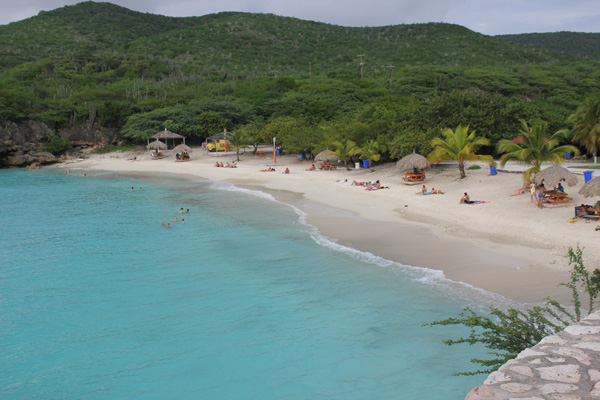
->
54;147;599;304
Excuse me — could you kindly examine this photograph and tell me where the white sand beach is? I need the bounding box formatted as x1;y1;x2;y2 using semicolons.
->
57;147;600;304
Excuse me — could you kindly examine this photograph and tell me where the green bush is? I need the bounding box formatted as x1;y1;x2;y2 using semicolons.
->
41;134;70;155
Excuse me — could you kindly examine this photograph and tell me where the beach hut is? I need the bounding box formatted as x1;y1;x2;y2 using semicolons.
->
314;149;340;164
396;151;430;184
150;129;186;150
533;164;578;189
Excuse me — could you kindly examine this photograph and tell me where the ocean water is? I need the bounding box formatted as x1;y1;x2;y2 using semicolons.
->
0;168;506;400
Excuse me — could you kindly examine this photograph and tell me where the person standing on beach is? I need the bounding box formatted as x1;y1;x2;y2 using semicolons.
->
529;182;536;203
537;184;545;208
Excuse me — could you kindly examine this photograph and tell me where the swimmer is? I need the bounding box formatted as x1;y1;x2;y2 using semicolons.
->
181;219;185;224
173;216;178;222
162;222;165;227
179;208;183;214
167;222;171;228
131;187;134;192
186;209;189;214
139;187;142;191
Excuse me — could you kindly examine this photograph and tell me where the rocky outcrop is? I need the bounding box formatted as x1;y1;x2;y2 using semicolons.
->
0;120;120;168
466;311;600;400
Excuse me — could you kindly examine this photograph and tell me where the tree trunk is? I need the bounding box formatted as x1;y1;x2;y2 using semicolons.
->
458;162;466;178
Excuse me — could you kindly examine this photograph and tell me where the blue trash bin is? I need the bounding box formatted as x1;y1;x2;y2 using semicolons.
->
584;170;594;183
276;148;281;156
565;152;571;160
490;165;497;175
300;152;305;160
363;160;369;169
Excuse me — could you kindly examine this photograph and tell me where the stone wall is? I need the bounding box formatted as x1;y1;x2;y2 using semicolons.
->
466;311;600;399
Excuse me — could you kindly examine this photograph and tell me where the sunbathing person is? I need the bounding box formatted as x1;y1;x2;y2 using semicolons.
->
284;168;290;174
260;167;276;172
306;164;316;171
459;192;473;204
214;162;220;167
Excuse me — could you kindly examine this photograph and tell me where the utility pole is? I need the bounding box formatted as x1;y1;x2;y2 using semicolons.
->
387;63;395;92
357;54;365;79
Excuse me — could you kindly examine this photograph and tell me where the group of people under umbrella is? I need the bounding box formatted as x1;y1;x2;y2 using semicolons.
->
146;130;192;161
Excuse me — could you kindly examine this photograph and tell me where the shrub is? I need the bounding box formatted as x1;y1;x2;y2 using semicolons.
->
41;134;70;155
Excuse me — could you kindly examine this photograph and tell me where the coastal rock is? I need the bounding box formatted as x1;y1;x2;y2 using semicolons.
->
0;119;119;168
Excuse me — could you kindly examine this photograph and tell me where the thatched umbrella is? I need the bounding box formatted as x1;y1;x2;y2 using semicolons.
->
578;176;600;198
147;140;167;151
533;164;578;188
396;151;431;172
315;149;340;163
172;144;192;154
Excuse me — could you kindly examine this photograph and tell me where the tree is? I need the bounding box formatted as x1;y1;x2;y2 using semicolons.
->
568;95;600;164
227;130;248;161
426;245;600;376
427;125;495;179
497;118;579;183
360;139;381;169
331;139;360;170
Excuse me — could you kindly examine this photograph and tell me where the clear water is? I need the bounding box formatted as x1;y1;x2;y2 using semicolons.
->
0;169;504;400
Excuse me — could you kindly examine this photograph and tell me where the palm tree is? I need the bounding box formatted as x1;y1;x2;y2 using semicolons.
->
427;125;495;179
568;96;600;164
227;131;248;162
331;140;360;170
497;119;579;183
359;139;381;169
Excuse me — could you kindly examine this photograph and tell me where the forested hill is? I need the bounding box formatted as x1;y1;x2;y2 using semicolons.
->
1;1;600;165
0;1;577;74
498;32;600;61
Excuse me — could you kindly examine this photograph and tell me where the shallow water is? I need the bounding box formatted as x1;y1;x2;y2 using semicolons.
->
0;168;504;399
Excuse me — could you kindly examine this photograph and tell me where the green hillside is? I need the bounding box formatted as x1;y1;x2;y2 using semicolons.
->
0;1;599;161
498;32;600;61
0;1;575;74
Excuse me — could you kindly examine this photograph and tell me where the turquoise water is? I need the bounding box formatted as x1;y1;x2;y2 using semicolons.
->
0;168;502;399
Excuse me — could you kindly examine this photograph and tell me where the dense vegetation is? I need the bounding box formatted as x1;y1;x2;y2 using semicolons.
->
499;32;600;61
1;1;600;160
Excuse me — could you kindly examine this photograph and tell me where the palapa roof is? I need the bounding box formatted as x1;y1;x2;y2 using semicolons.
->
579;176;600;198
314;149;340;163
207;130;233;141
396;151;430;172
151;129;184;140
172;144;193;153
533;164;578;188
147;139;167;150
